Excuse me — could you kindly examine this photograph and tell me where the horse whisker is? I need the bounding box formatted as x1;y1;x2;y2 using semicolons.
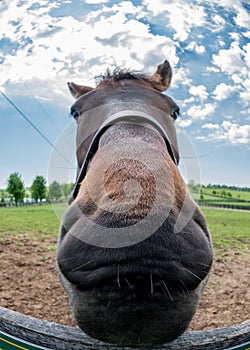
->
125;276;132;287
181;267;210;291
71;260;94;271
180;280;190;297
162;280;174;302
107;287;114;308
180;267;203;282
150;272;154;294
117;266;121;287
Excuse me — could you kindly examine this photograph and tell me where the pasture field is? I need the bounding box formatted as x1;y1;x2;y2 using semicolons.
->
0;204;249;252
202;188;250;201
190;186;250;209
202;208;250;252
0;204;60;239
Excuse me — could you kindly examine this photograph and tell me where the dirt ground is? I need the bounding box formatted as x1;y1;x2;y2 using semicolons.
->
0;232;249;332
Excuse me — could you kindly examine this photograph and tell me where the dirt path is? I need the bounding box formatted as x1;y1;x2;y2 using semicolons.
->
1;233;249;331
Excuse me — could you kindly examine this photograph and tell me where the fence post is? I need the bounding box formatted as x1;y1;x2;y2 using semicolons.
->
0;307;249;350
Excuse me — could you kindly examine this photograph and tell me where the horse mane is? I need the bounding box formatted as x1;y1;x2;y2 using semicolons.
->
95;68;151;86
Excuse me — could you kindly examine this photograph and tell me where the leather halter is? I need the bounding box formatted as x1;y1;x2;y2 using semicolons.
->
70;110;178;203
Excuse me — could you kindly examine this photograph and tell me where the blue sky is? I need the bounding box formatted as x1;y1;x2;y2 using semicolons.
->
0;0;250;188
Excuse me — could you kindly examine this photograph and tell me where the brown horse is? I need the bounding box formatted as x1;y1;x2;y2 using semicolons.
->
57;60;213;346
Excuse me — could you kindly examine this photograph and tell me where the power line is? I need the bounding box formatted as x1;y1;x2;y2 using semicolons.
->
0;89;69;164
23;82;61;132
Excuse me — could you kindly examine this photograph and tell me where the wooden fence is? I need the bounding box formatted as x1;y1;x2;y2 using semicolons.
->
0;200;66;208
197;201;250;211
0;307;249;350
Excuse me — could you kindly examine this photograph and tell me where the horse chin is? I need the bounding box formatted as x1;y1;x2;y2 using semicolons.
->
60;272;201;346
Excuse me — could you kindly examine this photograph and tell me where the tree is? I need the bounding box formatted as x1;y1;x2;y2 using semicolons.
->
30;176;47;202
61;183;74;198
7;172;25;205
199;189;204;200
0;190;5;202
49;181;62;201
221;190;227;197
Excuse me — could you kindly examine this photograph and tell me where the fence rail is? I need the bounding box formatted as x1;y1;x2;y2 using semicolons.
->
0;308;250;350
1;200;249;211
0;200;67;208
197;201;250;211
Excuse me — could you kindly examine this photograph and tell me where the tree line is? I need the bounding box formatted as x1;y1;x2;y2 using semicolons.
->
0;172;74;205
203;183;250;192
188;181;250;193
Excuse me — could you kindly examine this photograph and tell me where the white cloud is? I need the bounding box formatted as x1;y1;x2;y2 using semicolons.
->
243;31;250;39
184;96;195;103
186;41;206;54
182;96;195;106
172;67;192;88
212;41;245;75
211;40;250;108
239;75;250;105
209;14;226;32
213;14;226;27
243;43;250;69
203;0;242;6
199;120;250;145
186;103;216;120
189;85;208;101
142;0;206;41
229;32;241;43
234;5;250;28
85;0;109;3
176;119;193;128
0;0;178;94
212;83;235;101
206;66;220;73
202;123;220;129
231;74;243;84
218;40;226;47
222;121;250;144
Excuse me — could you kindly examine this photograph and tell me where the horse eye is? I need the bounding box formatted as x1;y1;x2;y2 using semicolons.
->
171;107;180;120
71;107;81;119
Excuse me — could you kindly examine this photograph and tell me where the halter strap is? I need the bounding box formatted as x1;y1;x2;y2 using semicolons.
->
69;110;178;203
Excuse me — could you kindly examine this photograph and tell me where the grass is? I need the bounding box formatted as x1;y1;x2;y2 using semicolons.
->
202;188;250;201
190;186;250;207
0;204;61;239
202;208;250;252
0;204;249;253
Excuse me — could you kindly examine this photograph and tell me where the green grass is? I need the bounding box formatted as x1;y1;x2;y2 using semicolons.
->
203;188;250;201
190;187;250;210
202;208;250;252
190;186;250;204
0;204;61;238
0;204;249;253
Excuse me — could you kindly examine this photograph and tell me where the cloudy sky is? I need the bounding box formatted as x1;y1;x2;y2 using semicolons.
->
0;0;249;188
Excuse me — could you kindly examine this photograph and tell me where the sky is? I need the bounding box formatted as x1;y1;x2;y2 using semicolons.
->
0;0;250;189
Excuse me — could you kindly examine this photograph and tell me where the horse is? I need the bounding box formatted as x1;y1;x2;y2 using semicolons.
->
57;60;213;346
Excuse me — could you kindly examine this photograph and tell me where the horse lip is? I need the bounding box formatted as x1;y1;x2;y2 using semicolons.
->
76;274;176;303
68;265;171;289
69;263;192;303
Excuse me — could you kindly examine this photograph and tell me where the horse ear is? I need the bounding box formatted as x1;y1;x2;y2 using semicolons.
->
67;82;94;99
150;60;172;92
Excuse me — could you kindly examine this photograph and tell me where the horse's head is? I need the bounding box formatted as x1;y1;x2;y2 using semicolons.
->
57;60;213;346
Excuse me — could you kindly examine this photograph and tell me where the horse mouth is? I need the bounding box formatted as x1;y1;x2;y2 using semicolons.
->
76;272;177;303
68;269;201;346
